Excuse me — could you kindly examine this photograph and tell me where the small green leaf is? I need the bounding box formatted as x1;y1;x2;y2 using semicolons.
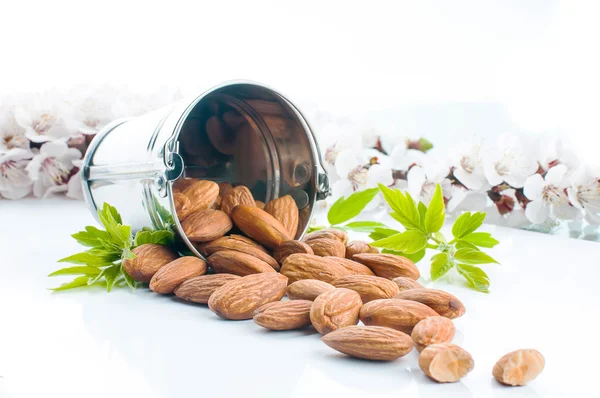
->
48;266;101;277
327;188;380;225
424;184;445;233
71;226;111;247
123;271;137;290
430;252;454;280
103;265;121;292
433;231;447;243
452;212;486;239
418;138;434;152
122;247;136;260
343;221;388;233
371;230;428;254
50;276;90;291
456;263;490;293
306;224;326;233
382;248;426;263
369;227;400;241
460;232;499;248
58;251;120;267
455;248;499;265
455;240;480;251
134;229;175;246
378;184;421;230
418;202;427;230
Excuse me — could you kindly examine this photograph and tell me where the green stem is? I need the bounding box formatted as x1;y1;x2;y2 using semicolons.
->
426;244;438;249
430;236;443;245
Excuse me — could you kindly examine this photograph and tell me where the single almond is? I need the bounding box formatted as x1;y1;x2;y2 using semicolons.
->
395;288;466;319
207;250;275;276
332;275;399;303
122;243;179;283
411;316;455;352
220;185;255;216
353;253;420;280
280;253;351;284
323;256;375;276
306;238;346;257
173;177;198;193
206;115;236;155
204;236;278;271
253;300;313;330
360;298;439;334
310;288;362;334
392;277;424;291
208;273;288;320
174;274;241;303
345;240;379;259
492;349;545;386
264;195;299;238
218;182;233;197
419;343;474;383
149;256;207;294
322;325;414;361
182;180;220;214
286;279;335;301
255;200;266;210
231;205;291;249
273;240;314;265
173;192;193;220
302;228;348;245
181;209;233;242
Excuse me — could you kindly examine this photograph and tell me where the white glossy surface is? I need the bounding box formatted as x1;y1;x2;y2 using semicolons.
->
1;198;598;398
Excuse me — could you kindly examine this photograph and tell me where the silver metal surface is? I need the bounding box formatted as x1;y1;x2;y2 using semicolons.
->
81;81;330;256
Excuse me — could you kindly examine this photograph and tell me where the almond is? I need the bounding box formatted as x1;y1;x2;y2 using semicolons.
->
322;326;414;361
310;288;362;334
273;240;314;265
149;256;207;294
208;273;288;320
345;240;379;259
253;300;313;330
173;177;198;193
122;244;179;283
231;205;291;249
395;288;466;319
264;195;299;238
207;250;275;276
323;256;375;276
218;182;233;197
280;253;351;284
360;298;439;334
392;277;424;291
220;185;255;216
411;316;455;352
353;253;420;280
286;279;335;301
181;209;232;242
174;274;241;303
302;228;348;245
182;180;219;214
255;200;266;210
306;238;346;257
419;343;474;383
206;115;236;155
492;349;545;386
222;110;246;129
173;192;193;220
332;275;399;303
204;236;279;271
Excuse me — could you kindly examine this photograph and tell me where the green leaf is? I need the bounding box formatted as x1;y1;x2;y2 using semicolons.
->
48;266;101;277
343;221;388;233
371;230;428;254
327;188;380;225
50;276;90;291
122;246;136;260
433;231;447;243
418;138;433;152
455;240;480;251
418;202;427;230
455;248;499;265
123;271;137;290
306;224;326;233
153;196;174;228
58;251;120;267
98;203;130;246
424;184;445;233
379;184;421;231
71;226;111;247
382;248;426;263
369;227;400;241
456;263;490;293
460;232;499;248
452;212;486;239
134;229;175;246
103;265;121;292
430;252;453;280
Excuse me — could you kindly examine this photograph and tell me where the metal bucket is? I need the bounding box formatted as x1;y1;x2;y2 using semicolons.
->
81;81;330;257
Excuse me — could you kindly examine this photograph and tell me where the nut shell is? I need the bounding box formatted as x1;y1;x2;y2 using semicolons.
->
286;279;335;301
174;274;241;304
149;256;207;294
419;343;474;383
492;349;545;386
353;253;420;280
122;243;178;283
220;185;255;217
411;316;455;351
207;250;275;276
310;288;362;334
306;238;346;258
273;240;314;265
253;300;313;330
395;288;466;319
322;326;414;361
181;209;233;242
332;275;400;303
360;298;439;334
231;205;291;249
345;240;378;259
264;195;299;238
280;253;351;284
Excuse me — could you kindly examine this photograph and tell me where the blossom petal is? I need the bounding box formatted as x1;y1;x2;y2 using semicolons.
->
545;164;568;186
366;164;393;188
407;166;426;199
523;174;545;201
553;203;580;221
331;179;354;201
483;157;504;186
40;141;68;157
525;200;549;224
454;168;483;190
334;149;360;177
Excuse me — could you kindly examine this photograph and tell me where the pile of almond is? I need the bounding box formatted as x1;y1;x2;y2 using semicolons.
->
122;178;545;387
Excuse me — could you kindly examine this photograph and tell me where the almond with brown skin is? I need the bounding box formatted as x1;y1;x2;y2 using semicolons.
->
324;257;375;276
310;288;362;334
208;273;288;320
149;256;207;294
253;300;313;330
332;275;399;303
353;253;420;280
174;274;241;303
395;288;466;319
206;115;236;155
411;316;455;352
302;228;348;245
280;253;351;284
231;205;291;249
181;209;233;242
255;200;265;210
173;177;198;193
207;251;275;276
306;238;346;258
345;240;379;259
419;343;474;383
173;192;193;220
492;349;545;386
182;180;220;213
360;298;439;334
392;277;424;291
286;279;335;301
264;195;299;238
220;185;255;216
218;181;233;197
322;326;414;361
205;236;279;271
273;240;314;265
122;244;178;283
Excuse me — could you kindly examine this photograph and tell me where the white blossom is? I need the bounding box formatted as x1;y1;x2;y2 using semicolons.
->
66;159;83;200
407;162;451;205
0;148;34;199
68;85;127;135
566;165;600;221
523;165;578;224
451;141;487;191
0;107;29;152
26;141;81;198
536;135;579;173
484;133;538;188
14;92;79;143
389;145;427;171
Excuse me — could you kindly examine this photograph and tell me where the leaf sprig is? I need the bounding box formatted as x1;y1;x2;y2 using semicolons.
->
49;203;175;292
